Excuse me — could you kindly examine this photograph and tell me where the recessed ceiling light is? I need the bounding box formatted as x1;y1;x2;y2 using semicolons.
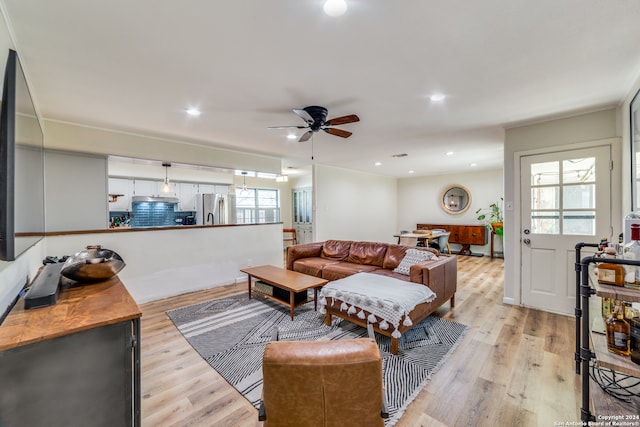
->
408;170;414;174
430;94;446;102
287;134;297;140
185;108;201;116
470;163;477;167
446;151;454;156
323;0;347;16
375;162;382;166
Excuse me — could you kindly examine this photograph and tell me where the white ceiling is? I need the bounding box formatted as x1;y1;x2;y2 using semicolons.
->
3;0;640;178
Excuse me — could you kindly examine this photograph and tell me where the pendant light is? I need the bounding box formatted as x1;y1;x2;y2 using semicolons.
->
240;171;249;196
161;162;172;193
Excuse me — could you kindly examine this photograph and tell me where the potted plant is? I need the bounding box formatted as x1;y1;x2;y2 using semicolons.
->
475;198;504;237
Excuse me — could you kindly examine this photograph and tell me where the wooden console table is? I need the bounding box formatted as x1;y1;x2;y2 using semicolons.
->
416;223;487;256
0;274;141;427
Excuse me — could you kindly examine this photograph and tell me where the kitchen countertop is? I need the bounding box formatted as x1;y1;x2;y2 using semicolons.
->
40;222;283;236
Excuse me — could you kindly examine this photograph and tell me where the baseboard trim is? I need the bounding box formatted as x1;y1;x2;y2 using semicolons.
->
503;297;516;305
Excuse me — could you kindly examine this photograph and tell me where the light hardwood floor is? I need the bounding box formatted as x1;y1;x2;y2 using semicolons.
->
140;255;582;427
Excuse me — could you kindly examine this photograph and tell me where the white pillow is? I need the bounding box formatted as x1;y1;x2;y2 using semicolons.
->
393;248;436;275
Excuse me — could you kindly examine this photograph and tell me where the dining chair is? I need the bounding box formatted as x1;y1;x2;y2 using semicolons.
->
283;228;297;248
438;232;452;254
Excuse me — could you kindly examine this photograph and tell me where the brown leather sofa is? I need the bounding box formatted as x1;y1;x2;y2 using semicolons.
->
286;240;457;354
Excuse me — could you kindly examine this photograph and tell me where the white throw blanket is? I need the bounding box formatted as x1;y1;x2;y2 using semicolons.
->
319;272;436;339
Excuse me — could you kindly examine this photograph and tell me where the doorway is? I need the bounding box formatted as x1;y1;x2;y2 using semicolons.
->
520;145;612;315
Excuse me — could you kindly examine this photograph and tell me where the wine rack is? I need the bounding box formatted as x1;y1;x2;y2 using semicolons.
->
575;244;640;423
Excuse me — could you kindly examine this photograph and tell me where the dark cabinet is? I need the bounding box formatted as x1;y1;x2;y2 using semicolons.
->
0;276;141;427
416;224;488;255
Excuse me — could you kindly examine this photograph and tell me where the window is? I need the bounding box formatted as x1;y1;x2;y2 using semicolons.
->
529;157;596;235
235;188;280;224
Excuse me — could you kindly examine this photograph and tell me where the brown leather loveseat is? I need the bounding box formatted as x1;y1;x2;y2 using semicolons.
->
286;240;457;354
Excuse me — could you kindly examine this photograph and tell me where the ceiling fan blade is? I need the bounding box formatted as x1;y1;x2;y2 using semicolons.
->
293;108;315;124
267;125;308;129
298;131;313;142
323;128;352;138
324;114;359;126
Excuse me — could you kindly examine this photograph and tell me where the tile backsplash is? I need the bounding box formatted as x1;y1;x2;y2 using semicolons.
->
111;203;195;228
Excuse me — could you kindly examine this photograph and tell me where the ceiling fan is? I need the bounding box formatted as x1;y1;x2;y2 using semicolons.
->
269;106;360;142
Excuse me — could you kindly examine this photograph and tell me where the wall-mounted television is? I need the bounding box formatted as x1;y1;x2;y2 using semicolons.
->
0;49;45;261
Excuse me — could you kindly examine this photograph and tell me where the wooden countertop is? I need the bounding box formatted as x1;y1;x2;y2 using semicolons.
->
0;275;141;351
37;221;282;237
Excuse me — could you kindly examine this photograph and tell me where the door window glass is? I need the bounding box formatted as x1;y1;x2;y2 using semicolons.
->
531;211;560;234
529;157;596;235
531;187;559;210
563;211;596;235
531;162;559;185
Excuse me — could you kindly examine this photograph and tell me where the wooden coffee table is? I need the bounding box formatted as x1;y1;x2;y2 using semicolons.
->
241;265;328;319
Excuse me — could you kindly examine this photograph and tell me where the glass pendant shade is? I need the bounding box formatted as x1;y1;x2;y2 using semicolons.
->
161;163;172;193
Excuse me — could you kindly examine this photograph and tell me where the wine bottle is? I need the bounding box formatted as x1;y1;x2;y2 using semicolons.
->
606;301;630;356
623;224;640;289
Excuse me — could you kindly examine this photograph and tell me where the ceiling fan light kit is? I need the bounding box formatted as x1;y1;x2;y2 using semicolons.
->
270;105;359;143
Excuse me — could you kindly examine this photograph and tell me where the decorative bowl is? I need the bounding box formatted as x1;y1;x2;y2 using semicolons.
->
60;245;126;283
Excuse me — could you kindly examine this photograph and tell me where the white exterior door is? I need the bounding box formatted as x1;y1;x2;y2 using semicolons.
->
520;146;611;315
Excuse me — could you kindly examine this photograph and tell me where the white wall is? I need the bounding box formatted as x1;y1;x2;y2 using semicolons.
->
503;108;620;305
44;120;282;175
313;164;397;243
45;150;109;231
45;223;283;304
397;169;504;254
0;241;45;317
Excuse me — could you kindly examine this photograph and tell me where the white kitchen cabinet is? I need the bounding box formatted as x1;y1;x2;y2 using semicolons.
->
179;183;199;211
293;187;312;225
215;184;230;195
108;178;132;211
296;225;313;244
198;183;216;194
165;182;180;199
293;187;313;243
132;179;159;196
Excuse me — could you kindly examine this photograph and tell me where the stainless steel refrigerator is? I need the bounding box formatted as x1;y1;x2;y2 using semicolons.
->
196;193;236;225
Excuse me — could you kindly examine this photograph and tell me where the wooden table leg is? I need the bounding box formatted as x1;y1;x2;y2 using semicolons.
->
458;244;472;256
289;291;294;320
314;287;318;311
247;274;252;299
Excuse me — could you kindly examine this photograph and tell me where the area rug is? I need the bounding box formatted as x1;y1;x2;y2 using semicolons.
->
167;293;467;426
